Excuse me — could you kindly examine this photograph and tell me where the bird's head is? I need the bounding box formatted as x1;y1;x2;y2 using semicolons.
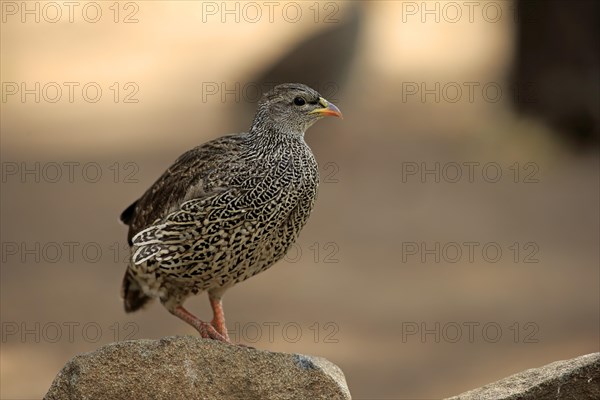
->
251;83;342;136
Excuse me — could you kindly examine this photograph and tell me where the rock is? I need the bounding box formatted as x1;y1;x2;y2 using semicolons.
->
446;352;600;400
44;336;351;400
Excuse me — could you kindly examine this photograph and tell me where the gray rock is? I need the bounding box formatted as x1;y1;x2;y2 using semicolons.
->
44;336;351;400
446;352;600;400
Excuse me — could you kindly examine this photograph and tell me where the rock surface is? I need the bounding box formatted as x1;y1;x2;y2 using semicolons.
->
446;352;600;400
44;336;351;400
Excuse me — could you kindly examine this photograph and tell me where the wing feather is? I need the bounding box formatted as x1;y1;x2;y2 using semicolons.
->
121;134;246;246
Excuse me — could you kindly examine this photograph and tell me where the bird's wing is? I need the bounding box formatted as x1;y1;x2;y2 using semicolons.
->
126;144;298;275
130;189;245;268
121;133;246;246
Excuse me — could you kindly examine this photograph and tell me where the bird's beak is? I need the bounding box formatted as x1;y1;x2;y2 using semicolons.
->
310;97;343;119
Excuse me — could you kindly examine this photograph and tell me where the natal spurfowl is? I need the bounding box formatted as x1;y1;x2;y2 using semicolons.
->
120;83;342;342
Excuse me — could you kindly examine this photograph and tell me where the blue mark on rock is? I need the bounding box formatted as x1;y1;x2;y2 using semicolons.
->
293;354;317;370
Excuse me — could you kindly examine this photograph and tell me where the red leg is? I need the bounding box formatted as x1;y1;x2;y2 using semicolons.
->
169;305;229;342
209;293;230;342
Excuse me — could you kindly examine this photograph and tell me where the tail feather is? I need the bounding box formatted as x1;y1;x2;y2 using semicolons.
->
121;271;152;313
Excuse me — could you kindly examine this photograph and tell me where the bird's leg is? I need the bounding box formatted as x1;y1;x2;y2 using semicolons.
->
209;293;230;342
168;304;229;342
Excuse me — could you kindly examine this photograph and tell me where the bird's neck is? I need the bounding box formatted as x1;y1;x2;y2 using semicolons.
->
247;109;306;150
246;128;306;157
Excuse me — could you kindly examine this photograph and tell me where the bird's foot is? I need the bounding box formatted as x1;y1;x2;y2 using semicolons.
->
210;319;231;342
170;305;230;343
209;294;231;343
197;321;230;343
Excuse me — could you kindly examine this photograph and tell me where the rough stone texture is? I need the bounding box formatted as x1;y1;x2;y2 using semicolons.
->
446;353;600;400
44;336;351;400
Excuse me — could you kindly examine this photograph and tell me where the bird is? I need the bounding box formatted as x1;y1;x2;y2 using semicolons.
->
119;83;342;342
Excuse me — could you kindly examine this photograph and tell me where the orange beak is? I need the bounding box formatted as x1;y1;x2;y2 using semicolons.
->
310;97;343;119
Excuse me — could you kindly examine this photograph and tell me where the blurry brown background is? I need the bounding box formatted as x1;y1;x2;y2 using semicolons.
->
1;1;598;399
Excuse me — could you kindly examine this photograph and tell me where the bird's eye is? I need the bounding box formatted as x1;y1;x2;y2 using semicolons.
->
293;97;306;106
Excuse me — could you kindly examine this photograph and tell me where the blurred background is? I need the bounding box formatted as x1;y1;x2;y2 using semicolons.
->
1;1;598;399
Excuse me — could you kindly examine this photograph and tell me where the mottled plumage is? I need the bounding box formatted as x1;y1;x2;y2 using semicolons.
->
120;83;342;342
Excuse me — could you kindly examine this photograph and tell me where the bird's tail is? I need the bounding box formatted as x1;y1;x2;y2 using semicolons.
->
121;270;152;313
